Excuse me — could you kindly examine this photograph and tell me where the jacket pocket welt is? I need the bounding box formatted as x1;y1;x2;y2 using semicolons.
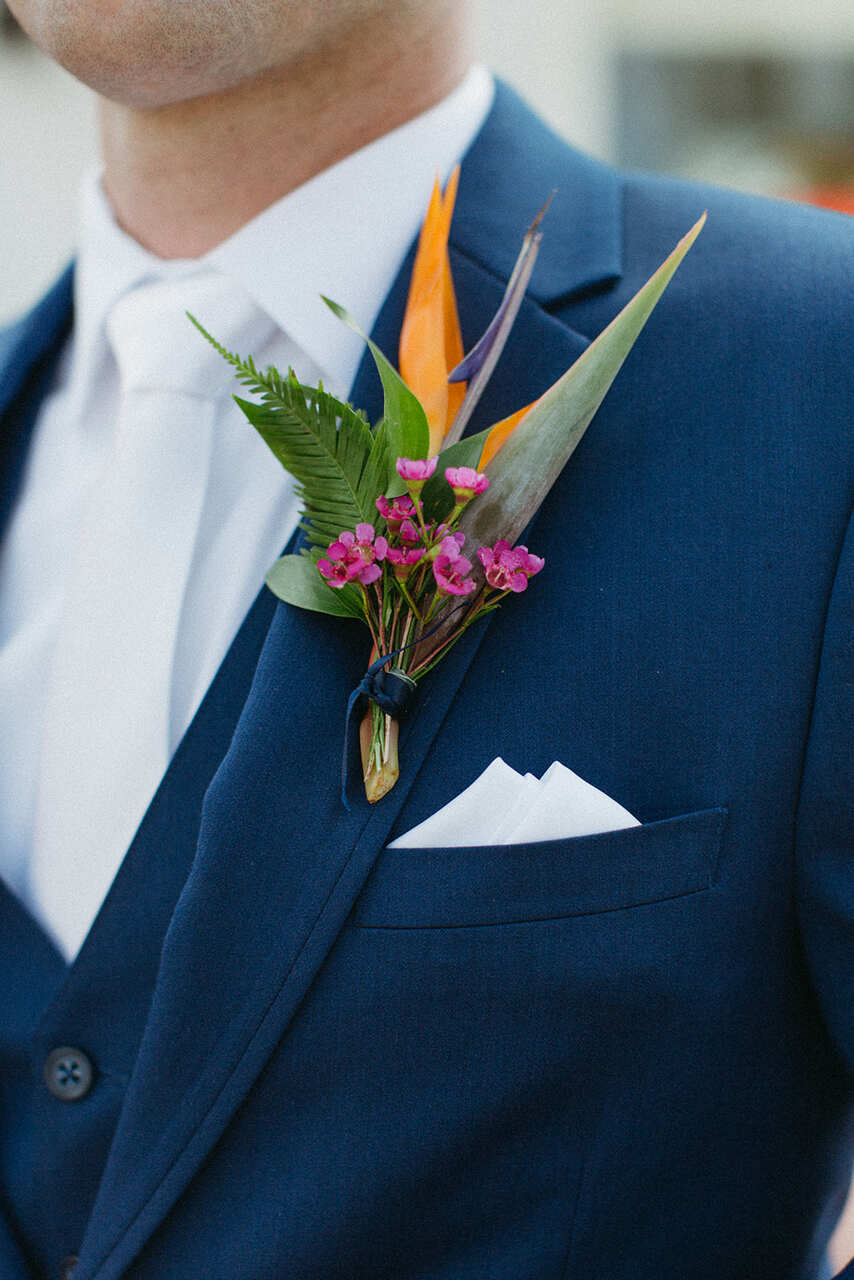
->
353;807;728;928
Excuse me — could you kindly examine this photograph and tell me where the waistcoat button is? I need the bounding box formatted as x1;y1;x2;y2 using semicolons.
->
44;1047;94;1101
59;1257;78;1279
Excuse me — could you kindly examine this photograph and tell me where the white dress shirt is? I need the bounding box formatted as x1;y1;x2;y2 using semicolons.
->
0;64;494;959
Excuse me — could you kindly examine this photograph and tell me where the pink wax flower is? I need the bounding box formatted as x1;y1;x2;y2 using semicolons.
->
396;456;437;503
318;554;381;588
432;550;476;597
399;518;422;546
396;457;437;483
512;544;545;578
440;531;466;553
317;557;361;588
385;545;427;579
477;539;544;592
375;493;415;534
353;562;382;585
353;522;388;562
429;531;466;561
327;523;388;565
318;524;387;588
444;465;489;498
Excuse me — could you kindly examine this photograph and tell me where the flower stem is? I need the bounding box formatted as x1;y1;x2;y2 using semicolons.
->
360;707;400;803
408;593;485;678
359;585;382;653
412;497;431;544
395;577;423;625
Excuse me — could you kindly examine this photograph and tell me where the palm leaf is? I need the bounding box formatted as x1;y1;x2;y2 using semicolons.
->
356;419;394;516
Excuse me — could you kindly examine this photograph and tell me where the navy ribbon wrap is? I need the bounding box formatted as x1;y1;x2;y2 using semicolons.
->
341;603;468;808
342;656;416;810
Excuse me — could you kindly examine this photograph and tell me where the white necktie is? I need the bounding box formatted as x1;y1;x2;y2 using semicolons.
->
30;272;266;960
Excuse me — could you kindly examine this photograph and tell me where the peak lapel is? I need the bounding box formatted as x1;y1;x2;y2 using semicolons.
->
78;91;624;1278
452;80;622;305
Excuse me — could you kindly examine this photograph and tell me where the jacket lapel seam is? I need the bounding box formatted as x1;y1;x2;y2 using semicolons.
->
448;240;600;349
87;601;503;1278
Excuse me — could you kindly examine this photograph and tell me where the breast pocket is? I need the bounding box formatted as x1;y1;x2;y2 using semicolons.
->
353;807;728;928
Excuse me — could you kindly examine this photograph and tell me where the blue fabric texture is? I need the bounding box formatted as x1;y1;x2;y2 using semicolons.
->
0;82;852;1279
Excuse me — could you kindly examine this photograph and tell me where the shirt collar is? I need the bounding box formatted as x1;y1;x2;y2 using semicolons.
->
208;63;493;396
71;176;204;408
73;63;494;402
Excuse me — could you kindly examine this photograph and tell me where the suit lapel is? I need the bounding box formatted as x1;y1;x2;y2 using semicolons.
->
72;85;623;1277
451;82;622;307
0;266;74;537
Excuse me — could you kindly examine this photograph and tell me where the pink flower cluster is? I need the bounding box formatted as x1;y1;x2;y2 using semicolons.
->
318;458;543;605
318;523;388;588
477;539;545;593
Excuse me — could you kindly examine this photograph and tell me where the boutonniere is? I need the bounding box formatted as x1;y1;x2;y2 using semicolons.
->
191;167;704;805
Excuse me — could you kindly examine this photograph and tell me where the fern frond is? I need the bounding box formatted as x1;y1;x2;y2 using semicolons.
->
189;313;390;548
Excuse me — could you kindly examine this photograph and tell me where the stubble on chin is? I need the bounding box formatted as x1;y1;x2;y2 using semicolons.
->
6;0;411;108
9;0;254;105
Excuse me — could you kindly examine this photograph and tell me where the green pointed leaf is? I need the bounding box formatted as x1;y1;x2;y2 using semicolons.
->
322;296;430;463
456;214;707;551
266;553;366;619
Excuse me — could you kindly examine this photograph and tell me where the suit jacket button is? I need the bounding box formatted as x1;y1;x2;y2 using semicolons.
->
59;1257;78;1279
44;1047;94;1101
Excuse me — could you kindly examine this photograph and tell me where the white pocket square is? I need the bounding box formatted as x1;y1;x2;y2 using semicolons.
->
388;758;640;849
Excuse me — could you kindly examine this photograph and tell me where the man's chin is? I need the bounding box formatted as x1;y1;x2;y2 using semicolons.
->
76;63;255;113
4;0;258;108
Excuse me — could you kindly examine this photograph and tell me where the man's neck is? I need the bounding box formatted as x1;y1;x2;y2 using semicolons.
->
99;7;472;260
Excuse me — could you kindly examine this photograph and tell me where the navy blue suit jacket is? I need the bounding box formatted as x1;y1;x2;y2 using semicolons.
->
1;83;853;1279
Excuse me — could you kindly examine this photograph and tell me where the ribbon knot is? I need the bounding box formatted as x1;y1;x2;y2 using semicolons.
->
357;661;418;719
342;657;417;809
340;602;469;808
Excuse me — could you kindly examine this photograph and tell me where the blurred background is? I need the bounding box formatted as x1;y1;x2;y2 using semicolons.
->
1;0;852;323
2;0;853;324
1;0;853;1263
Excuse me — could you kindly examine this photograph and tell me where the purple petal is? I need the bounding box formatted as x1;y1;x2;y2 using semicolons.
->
443;196;552;448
